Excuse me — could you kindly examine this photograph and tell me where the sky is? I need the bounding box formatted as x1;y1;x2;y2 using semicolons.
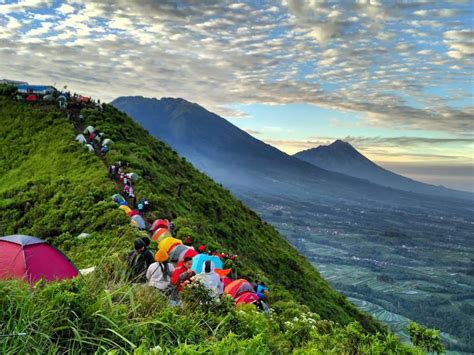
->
0;0;473;191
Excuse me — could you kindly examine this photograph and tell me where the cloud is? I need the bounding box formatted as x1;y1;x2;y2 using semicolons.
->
244;128;263;135
0;0;472;135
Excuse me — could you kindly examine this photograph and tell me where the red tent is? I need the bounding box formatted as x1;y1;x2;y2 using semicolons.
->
127;209;140;217
150;219;169;233
235;291;260;305
0;235;79;284
26;94;39;102
224;279;255;299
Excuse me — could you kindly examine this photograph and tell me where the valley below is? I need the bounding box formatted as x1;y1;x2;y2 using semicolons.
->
239;192;474;353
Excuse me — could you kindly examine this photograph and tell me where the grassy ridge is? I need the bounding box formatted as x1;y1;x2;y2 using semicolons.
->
0;93;429;353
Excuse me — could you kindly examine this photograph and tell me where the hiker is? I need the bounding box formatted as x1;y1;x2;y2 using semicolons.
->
124;184;130;197
101;145;109;154
183;236;193;246
141;236;152;251
171;257;195;293
169;222;176;237
146;250;175;293
138;201;144;215
126;239;155;283
88;131;94;142
123;176;129;186
79;114;84;125
197;245;206;254
192;260;224;298
144;199;150;212
256;283;269;300
132;194;137;209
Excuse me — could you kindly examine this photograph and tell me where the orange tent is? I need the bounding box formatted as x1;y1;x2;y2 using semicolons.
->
224;279;255;299
151;228;171;242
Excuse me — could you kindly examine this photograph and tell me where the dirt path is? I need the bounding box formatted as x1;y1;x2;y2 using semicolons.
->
68;105;152;231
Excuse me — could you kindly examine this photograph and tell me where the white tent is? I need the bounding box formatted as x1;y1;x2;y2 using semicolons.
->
75;134;87;144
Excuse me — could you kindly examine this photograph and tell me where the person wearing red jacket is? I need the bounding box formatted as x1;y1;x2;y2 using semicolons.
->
171;257;195;292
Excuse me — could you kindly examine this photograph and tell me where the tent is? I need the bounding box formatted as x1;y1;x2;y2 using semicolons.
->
94;135;102;144
75;134;87;144
43;94;55;101
0;235;78;284
119;205;132;214
150;219;170;233
112;194;126;203
102;138;113;146
235;292;260;305
119;201;128;206
126;172;139;181
26;94;39;102
191;254;223;274
83;126;95;135
168;245;197;263
168;244;189;263
158;237;182;253
130;215;146;229
85;144;95;152
224;279;255;299
151;227;171;242
127;209;140;217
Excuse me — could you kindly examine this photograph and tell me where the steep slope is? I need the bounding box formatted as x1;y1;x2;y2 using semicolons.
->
111;96;470;203
294;140;468;197
0;95;379;331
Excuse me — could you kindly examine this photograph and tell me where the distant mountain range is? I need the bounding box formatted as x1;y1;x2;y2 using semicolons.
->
111;96;471;202
294;140;466;197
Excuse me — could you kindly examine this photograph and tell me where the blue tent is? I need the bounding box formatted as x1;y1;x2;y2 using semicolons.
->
191;254;223;274
119;201;128;206
131;215;146;230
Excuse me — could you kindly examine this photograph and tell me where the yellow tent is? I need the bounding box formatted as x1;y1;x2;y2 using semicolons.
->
119;205;131;214
159;237;182;253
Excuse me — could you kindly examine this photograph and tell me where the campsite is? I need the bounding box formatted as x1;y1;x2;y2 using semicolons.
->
0;83;444;353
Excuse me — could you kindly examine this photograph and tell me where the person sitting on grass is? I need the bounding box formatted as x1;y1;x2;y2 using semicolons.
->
171;257;195;293
146;250;175;294
192;260;224;299
126;239;155;283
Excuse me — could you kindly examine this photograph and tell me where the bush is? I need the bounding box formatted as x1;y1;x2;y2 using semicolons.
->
408;322;445;354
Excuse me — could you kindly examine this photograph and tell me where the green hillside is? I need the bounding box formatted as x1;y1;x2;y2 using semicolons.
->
0;88;432;353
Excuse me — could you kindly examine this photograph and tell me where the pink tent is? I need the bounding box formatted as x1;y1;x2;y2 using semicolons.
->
0;235;79;284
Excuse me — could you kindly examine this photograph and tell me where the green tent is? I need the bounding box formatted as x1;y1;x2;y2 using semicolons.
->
112;194;126;203
43;94;55;102
126;172;139;181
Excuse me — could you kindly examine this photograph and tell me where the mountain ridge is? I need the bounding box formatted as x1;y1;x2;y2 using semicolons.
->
294;140;468;197
111;95;471;202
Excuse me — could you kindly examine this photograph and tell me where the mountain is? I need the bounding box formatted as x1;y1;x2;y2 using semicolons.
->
111;96;470;202
294;140;467;198
109;96;473;352
2;86;427;353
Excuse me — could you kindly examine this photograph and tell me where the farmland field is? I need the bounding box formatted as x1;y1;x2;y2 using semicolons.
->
239;193;474;353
